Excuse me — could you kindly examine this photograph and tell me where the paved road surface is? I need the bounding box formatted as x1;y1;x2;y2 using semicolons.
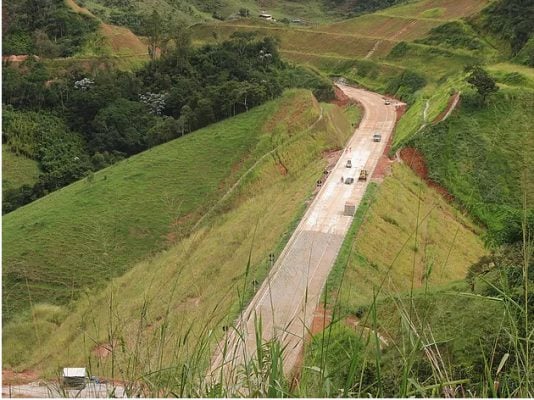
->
208;85;401;386
1;381;126;398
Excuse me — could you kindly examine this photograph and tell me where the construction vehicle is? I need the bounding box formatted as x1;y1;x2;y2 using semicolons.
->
358;169;368;181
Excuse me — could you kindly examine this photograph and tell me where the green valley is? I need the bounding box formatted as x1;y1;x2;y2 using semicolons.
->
2;0;533;397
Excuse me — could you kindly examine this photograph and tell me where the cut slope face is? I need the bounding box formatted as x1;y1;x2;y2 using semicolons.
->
3;90;354;375
326;163;487;312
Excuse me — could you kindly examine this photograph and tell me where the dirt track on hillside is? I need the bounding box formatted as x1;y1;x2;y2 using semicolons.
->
208;85;402;388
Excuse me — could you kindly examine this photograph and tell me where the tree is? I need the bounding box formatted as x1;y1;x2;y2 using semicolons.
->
465;65;499;103
91;99;156;155
144;10;162;61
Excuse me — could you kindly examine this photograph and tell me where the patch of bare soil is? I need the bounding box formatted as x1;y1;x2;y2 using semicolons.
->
2;55;39;63
372;133;395;181
276;162;288;175
323;148;343;169
395;102;407;122
2;370;39;385
432;92;460;124
400;148;454;201
331;86;351;107
310;304;333;336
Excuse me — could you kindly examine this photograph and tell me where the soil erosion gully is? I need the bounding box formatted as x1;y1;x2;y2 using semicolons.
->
209;84;401;384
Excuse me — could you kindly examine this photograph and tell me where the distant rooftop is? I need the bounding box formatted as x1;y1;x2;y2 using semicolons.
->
63;368;86;377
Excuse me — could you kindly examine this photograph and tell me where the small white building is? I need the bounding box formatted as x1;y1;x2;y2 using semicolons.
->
62;368;87;389
259;13;273;20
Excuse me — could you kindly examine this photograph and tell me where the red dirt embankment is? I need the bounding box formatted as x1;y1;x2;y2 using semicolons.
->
399;148;454;201
2;55;39;63
2;369;39;385
331;85;351;107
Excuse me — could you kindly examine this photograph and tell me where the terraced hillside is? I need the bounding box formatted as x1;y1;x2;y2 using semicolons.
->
78;0;337;26
3;89;356;373
192;0;491;64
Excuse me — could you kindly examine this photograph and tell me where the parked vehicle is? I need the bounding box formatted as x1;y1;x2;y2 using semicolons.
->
346;159;352;168
384;99;391;105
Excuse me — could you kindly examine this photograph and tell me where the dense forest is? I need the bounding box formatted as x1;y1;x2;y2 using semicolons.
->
481;0;534;64
3;0;99;57
2;33;332;213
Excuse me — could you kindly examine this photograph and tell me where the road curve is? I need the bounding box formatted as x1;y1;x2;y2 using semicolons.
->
208;85;401;386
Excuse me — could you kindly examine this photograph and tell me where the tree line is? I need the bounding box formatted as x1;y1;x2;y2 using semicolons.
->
2;32;333;213
3;0;99;57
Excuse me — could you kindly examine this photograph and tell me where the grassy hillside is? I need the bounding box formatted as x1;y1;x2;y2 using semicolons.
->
191;0;495;109
412;87;534;244
2;149;41;193
297;164;499;397
2;90;310;322
300;284;506;397
324;163;487;313
191;0;491;64
3;89;356;373
71;0;413;31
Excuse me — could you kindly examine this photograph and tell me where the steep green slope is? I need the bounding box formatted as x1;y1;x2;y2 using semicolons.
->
2;90;316;323
3;89;356;373
297;164;491;397
325;163;487;313
413;88;534;244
